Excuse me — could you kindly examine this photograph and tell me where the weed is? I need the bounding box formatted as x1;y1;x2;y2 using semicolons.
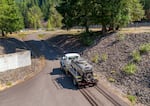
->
132;50;141;62
108;77;115;82
116;33;126;41
101;53;108;62
139;43;150;54
127;95;136;104
38;34;45;39
80;32;94;46
123;63;137;75
92;54;99;63
6;82;12;86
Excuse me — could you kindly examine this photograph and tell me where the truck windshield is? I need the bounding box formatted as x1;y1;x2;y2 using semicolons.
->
68;56;79;60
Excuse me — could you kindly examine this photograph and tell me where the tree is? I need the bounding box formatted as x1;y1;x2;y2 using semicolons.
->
27;5;43;29
0;0;24;36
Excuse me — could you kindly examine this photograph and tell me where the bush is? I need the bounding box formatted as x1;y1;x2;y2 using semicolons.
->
139;43;150;54
123;63;137;75
108;77;115;82
101;53;108;62
132;50;141;62
6;82;12;86
80;32;94;46
127;95;136;104
116;33;126;41
92;54;99;63
38;34;45;39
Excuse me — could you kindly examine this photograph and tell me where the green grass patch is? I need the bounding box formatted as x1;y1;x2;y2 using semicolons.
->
38;34;45;39
132;50;141;62
127;95;136;104
139;43;150;54
101;53;108;62
18;33;27;39
116;33;126;41
6;82;12;86
92;54;99;63
123;63;137;75
108;77;115;82
80;32;95;46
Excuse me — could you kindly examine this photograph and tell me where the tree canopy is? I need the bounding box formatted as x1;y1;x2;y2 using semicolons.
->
0;0;24;36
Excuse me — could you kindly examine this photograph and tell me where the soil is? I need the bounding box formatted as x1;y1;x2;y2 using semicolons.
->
47;32;150;105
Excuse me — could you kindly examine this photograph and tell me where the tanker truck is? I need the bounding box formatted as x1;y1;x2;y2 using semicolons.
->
60;53;98;87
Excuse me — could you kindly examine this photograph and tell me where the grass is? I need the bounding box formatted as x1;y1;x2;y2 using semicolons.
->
108;77;115;82
101;53;108;62
116;33;126;41
6;82;12;86
38;34;45;39
123;63;137;75
139;43;150;54
127;95;136;104
132;50;141;62
92;54;99;63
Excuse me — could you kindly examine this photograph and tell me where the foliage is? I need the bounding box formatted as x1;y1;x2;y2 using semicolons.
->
38;34;45;39
116;33;126;41
132;50;141;62
92;53;99;63
27;5;42;29
57;0;144;34
123;63;137;75
108;77;115;83
6;82;12;86
139;43;150;54
80;32;94;46
0;0;24;36
127;95;136;104
101;53;108;62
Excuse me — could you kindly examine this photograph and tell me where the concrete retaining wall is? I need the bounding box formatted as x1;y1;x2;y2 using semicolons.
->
0;50;31;72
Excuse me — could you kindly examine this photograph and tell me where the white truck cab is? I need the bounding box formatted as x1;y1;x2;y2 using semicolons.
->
60;53;80;72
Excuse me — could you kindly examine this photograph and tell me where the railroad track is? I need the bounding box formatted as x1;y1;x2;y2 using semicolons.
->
80;85;128;106
94;85;121;106
80;89;98;106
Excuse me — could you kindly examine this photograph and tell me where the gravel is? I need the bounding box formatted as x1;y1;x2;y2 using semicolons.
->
47;33;150;105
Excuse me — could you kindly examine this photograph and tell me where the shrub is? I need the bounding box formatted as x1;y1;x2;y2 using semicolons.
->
116;33;126;41
132;50;141;62
127;95;136;104
92;54;99;63
123;63;137;75
80;32;94;46
139;43;150;54
6;82;12;86
101;53;108;62
108;77;115;82
38;34;45;39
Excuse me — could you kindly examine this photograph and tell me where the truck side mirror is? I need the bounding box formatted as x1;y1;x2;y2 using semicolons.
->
62;56;66;60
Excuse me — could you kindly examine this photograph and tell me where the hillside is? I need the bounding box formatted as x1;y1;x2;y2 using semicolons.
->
46;32;150;105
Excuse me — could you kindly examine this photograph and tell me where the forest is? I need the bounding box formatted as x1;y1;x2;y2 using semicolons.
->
0;0;150;36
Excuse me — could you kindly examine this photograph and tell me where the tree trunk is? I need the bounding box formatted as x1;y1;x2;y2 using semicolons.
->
85;25;89;33
102;25;107;34
2;30;5;37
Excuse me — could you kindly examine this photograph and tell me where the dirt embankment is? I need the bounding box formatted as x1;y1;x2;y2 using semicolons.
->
46;32;150;105
82;33;150;105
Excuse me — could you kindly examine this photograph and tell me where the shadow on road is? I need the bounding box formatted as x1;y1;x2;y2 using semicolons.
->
50;68;77;90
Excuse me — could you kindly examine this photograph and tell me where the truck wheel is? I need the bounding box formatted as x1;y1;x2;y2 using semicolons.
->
73;79;77;86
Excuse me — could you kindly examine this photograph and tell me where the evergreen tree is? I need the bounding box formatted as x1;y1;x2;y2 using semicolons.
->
0;0;24;36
